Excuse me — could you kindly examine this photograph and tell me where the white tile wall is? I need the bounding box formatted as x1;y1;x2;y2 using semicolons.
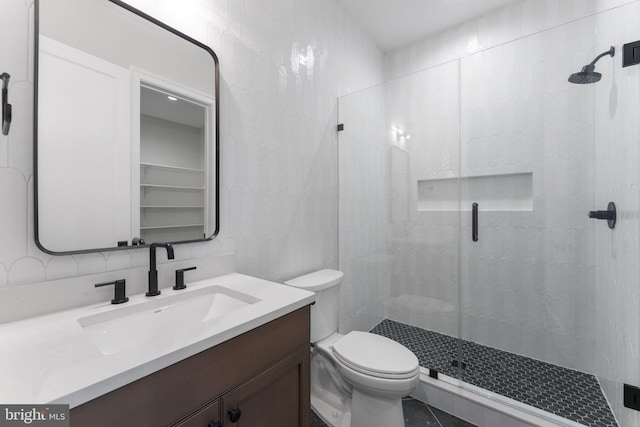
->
0;0;383;321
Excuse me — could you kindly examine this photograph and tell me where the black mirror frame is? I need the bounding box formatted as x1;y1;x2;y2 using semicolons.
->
33;0;220;255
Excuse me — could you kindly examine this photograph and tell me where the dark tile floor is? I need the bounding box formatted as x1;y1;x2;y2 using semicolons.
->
370;319;618;427
311;397;476;427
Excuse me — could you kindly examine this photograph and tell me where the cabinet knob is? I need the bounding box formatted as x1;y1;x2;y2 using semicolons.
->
228;408;242;423
207;422;221;427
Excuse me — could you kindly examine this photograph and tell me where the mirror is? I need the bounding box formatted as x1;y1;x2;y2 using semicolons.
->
34;0;219;254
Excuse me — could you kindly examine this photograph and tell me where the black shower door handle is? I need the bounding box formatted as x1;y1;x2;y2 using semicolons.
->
472;203;478;242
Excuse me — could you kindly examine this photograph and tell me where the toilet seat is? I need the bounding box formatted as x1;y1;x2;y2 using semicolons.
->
332;331;419;380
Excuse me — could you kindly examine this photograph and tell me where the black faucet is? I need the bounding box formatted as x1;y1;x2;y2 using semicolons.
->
146;242;175;297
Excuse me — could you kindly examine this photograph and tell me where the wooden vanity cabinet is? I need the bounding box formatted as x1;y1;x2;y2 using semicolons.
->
70;306;310;427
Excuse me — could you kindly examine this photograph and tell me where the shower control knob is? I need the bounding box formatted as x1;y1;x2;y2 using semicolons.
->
588;202;616;229
228;408;242;423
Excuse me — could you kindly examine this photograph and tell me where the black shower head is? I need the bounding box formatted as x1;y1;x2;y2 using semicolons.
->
568;64;602;84
568;46;615;84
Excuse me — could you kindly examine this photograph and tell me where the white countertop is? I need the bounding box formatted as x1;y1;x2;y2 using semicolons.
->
0;273;315;407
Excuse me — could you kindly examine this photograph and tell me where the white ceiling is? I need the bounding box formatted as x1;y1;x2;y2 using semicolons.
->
337;0;521;52
141;86;205;129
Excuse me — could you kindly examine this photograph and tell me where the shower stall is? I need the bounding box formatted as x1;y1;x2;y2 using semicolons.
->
337;3;639;427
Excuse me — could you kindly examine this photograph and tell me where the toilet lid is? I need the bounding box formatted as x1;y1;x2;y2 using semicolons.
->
332;331;419;379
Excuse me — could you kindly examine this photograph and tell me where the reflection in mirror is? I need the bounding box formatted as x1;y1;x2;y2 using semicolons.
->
138;86;209;243
35;0;219;254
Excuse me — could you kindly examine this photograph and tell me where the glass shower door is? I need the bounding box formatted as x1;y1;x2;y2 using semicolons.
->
455;16;615;426
381;60;463;380
337;60;463;380
337;83;392;335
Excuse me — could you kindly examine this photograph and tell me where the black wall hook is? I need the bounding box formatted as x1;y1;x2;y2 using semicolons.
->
1;73;11;136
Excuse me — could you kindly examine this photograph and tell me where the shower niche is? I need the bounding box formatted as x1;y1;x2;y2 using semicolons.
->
417;172;533;212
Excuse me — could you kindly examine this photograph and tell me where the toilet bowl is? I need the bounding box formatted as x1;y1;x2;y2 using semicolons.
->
285;269;420;427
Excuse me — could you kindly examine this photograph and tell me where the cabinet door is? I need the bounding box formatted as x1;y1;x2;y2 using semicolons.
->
172;399;220;427
222;348;309;427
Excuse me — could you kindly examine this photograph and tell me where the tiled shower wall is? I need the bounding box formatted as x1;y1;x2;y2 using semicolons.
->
377;0;640;425
0;0;382;311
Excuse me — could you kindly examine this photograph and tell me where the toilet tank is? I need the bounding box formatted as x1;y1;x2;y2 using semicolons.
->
284;269;343;343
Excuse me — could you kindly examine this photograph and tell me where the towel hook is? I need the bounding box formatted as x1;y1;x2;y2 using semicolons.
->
1;72;11;135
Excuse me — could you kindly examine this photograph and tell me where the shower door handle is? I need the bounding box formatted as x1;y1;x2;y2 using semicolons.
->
472;203;478;242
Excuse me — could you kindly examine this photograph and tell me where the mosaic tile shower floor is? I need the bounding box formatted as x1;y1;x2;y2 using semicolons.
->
370;319;617;427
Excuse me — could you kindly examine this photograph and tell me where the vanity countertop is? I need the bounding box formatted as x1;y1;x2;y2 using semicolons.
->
0;273;314;407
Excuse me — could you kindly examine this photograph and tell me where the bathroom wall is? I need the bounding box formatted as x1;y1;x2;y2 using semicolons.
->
0;0;383;315
380;0;640;425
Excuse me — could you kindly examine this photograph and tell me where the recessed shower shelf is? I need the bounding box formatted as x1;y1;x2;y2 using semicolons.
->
417;172;533;212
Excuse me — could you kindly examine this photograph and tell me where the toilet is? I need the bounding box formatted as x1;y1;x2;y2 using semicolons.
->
285;269;420;427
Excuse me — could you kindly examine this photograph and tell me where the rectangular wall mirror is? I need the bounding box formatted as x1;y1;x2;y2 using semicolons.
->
35;0;219;254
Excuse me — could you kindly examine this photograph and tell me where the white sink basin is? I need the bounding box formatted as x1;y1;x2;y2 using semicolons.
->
78;285;260;355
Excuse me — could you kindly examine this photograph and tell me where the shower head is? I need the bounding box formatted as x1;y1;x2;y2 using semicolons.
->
568;65;602;84
568;46;615;84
